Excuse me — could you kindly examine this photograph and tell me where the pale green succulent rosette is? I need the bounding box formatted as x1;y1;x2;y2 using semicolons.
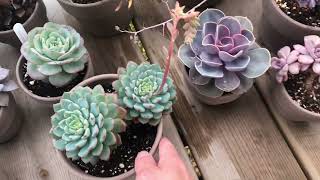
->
50;85;127;165
113;61;177;126
21;22;89;87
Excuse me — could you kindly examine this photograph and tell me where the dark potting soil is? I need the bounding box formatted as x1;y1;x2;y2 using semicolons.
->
0;0;36;31
71;123;158;177
71;0;101;4
284;72;320;114
276;0;320;28
22;62;88;98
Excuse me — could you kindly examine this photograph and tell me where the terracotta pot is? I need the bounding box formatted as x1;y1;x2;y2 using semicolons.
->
0;169;8;180
269;72;320;122
177;0;220;9
182;65;242;105
55;74;164;180
259;0;320;52
0;0;48;48
57;0;133;37
0;93;22;143
16;56;94;105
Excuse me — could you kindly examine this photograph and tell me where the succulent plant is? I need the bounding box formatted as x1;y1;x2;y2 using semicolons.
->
296;0;320;8
178;9;271;97
0;67;18;93
112;61;177;126
272;35;320;83
21;22;89;87
50;85;127;165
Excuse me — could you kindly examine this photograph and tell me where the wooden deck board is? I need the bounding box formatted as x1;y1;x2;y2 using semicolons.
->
0;0;197;179
133;0;307;179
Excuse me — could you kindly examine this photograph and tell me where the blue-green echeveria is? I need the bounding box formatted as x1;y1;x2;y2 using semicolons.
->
50;85;127;165
112;61;177;126
21;22;89;87
178;9;271;97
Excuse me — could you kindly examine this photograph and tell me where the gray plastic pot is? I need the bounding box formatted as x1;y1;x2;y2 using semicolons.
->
0;93;22;143
57;0;133;37
182;65;242;105
55;74;163;180
269;72;320;122
0;0;48;48
178;0;220;9
16;56;94;105
259;0;320;52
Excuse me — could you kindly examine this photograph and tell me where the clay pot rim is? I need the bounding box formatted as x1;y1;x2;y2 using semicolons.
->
15;55;93;103
278;81;320;119
0;1;41;34
268;0;320;32
56;74;164;180
57;0;120;8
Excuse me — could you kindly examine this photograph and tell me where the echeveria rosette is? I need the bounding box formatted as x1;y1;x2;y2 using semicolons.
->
296;0;320;8
112;62;177;126
0;67;18;93
178;9;271;97
50;85;127;165
21;22;89;87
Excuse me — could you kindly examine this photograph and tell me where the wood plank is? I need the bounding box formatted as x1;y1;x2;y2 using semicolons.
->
217;0;320;179
133;0;307;179
0;0;197;179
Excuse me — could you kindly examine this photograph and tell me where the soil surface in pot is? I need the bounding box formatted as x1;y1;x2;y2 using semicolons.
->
71;83;158;177
276;0;320;27
72;123;157;177
22;62;88;98
0;0;36;31
284;72;320;114
71;0;101;4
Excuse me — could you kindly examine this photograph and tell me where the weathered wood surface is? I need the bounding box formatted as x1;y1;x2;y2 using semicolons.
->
0;0;198;179
133;0;307;179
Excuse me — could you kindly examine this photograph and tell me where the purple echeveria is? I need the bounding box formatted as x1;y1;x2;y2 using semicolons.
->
272;35;320;83
178;9;271;97
0;67;18;93
296;0;320;8
271;46;300;83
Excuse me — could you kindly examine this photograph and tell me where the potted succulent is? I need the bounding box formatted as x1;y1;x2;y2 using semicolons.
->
0;0;48;48
50;61;176;179
260;0;320;52
0;67;20;143
56;0;133;36
270;35;320;122
16;22;94;105
178;9;271;105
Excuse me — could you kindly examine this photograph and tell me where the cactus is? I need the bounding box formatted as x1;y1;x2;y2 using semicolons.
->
50;85;127;165
112;61;177;126
178;9;271;97
0;67;18;93
21;22;89;87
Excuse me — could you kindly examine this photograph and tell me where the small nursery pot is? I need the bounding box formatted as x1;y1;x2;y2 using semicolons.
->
57;0;133;37
0;93;21;143
259;0;320;52
55;74;164;180
182;66;241;105
0;0;48;48
177;0;220;9
16;56;94;105
269;73;320;122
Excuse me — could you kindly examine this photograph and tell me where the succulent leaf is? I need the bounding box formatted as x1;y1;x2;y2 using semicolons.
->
50;85;127;164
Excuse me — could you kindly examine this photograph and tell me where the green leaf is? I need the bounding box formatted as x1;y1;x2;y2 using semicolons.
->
48;71;75;87
38;63;62;76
